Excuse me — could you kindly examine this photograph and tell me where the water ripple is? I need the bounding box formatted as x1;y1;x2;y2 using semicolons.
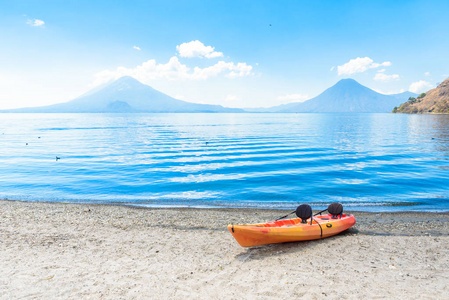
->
1;113;449;211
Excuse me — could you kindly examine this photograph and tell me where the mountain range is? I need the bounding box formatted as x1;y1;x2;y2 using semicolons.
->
1;77;415;113
3;76;243;113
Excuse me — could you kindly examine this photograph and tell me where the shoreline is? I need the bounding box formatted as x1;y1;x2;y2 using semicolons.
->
3;197;449;214
3;199;449;237
1;200;449;298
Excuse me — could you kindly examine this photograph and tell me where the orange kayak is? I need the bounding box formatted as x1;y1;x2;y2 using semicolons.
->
228;214;356;247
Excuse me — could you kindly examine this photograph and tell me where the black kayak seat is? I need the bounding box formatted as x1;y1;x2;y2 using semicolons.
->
328;202;343;219
296;204;312;223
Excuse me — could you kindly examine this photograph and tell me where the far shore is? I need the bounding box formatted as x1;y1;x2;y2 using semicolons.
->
1;199;448;298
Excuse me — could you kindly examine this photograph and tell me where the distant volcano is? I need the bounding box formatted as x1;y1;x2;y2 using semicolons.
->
255;79;416;113
2;76;243;113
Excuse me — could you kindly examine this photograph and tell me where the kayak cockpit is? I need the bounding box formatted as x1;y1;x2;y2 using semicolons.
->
259;213;350;228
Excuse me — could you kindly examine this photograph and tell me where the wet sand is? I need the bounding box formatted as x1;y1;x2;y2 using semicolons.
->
1;200;448;299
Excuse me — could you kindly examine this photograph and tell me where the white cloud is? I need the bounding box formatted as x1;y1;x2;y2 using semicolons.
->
277;93;310;104
176;40;223;58
26;19;45;27
330;66;335;71
424;72;430;76
374;73;400;81
92;56;252;86
373;88;405;95
224;95;240;105
225;62;253;78
133;46;141;51
409;80;433;93
337;57;391;75
174;94;186;100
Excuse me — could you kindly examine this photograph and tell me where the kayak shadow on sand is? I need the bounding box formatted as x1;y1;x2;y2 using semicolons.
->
235;227;358;262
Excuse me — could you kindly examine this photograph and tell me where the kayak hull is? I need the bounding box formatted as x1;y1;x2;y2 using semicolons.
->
228;214;356;247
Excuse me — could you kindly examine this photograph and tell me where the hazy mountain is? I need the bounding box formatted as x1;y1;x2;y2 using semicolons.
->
389;91;418;103
2;76;243;113
257;79;417;113
393;78;449;113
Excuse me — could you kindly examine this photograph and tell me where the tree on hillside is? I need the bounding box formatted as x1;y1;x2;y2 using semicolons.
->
418;93;426;99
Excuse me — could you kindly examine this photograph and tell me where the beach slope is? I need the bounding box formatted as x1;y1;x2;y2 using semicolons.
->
1;200;448;298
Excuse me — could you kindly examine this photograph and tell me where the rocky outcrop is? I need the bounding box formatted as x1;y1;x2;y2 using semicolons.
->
393;79;449;114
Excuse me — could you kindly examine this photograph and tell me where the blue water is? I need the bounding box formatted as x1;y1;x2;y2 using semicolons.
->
1;113;449;212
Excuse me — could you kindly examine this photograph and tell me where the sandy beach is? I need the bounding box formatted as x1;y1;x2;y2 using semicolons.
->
1;200;448;299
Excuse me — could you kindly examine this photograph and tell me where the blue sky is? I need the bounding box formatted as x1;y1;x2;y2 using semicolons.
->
1;0;448;109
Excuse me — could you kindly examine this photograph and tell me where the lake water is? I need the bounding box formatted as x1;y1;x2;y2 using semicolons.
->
1;113;449;212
